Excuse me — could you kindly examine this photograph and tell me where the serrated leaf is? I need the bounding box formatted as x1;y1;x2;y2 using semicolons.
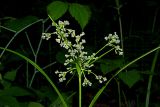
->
0;96;20;107
3;16;38;32
47;1;68;21
28;102;44;107
118;70;141;88
0;86;32;97
4;69;17;81
69;3;91;30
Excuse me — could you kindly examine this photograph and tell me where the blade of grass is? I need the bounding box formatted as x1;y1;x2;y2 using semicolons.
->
0;47;68;107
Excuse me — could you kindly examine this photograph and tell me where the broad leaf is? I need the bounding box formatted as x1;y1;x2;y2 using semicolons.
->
0;86;32;97
100;58;124;74
69;3;91;30
50;92;75;107
47;1;68;21
3;16;38;32
4;69;17;81
118;70;141;88
0;96;20;107
2;69;17;88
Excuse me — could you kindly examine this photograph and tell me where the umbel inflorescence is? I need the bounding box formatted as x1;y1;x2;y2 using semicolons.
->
42;20;123;86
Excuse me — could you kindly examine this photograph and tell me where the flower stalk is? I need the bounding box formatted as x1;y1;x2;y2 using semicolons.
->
42;20;123;106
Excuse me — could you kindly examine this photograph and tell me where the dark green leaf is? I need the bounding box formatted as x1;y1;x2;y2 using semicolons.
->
100;58;124;74
28;102;44;107
69;3;91;30
0;86;32;97
47;1;68;21
4;69;17;81
0;96;20;107
3;16;39;32
118;70;141;88
50;92;75;107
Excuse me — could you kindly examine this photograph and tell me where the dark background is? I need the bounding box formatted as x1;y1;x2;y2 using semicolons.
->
0;0;160;106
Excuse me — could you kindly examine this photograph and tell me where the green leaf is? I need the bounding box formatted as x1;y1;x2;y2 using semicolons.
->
118;70;141;88
3;16;38;32
69;3;91;30
0;86;32;97
50;92;75;107
100;58;124;74
0;96;20;107
47;1;68;21
4;69;17;81
28;102;44;107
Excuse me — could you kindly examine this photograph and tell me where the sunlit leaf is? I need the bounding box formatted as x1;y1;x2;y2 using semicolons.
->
47;1;68;21
69;3;91;30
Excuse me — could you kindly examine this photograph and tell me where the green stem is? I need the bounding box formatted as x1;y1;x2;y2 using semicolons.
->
26;61;29;87
0;19;43;57
79;73;82;107
122;90;128;107
145;7;159;107
95;43;109;56
115;0;124;55
90;48;114;64
76;63;82;107
145;47;160;107
116;79;121;107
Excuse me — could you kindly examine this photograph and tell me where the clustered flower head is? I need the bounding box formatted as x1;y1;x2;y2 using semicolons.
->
42;20;123;86
104;32;123;55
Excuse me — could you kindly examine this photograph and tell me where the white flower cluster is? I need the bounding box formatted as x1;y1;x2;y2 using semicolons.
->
51;20;108;86
42;20;123;87
104;32;123;55
42;33;52;40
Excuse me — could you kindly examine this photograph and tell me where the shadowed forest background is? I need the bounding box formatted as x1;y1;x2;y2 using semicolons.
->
0;0;160;107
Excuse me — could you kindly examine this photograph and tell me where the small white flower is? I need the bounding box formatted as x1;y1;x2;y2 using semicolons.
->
56;39;61;43
64;20;69;25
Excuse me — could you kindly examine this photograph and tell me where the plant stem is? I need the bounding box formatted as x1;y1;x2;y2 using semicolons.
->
26;61;29;87
90;48;114;64
145;47;160;107
28;20;45;88
79;73;82;107
0;19;43;57
115;0;124;56
117;79;121;107
145;7;159;107
76;63;82;107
